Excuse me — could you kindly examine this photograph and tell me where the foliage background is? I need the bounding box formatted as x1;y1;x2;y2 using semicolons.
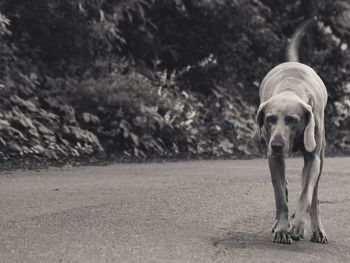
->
0;0;350;164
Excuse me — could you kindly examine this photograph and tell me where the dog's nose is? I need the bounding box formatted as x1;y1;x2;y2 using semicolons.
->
271;141;284;151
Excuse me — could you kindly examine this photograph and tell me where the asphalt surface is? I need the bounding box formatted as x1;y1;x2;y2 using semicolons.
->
1;157;350;263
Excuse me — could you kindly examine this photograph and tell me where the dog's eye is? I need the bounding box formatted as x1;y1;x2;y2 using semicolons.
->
285;116;299;125
265;115;277;125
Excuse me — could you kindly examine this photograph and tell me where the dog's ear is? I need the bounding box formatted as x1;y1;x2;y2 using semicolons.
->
256;101;268;128
303;103;316;152
253;101;268;146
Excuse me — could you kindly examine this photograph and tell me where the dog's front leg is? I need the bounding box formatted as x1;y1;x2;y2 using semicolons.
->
289;153;321;241
310;180;328;243
268;155;291;244
310;144;328;243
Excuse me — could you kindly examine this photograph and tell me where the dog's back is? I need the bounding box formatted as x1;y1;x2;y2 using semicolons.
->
259;18;327;110
259;62;327;109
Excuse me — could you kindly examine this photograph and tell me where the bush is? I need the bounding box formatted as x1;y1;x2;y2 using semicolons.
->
66;66;257;159
1;1;350;164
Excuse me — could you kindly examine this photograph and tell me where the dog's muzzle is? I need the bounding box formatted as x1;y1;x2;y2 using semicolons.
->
269;133;288;156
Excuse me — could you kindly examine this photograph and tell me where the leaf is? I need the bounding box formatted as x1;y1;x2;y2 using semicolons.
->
8;141;22;153
28;128;40;138
0;136;6;146
130;132;139;146
82;112;100;124
78;3;88;16
43;134;56;143
37;123;54;135
10;95;38;112
219;138;234;154
32;145;45;154
1;126;27;141
0;119;10;126
44;149;59;160
134;147;145;157
63;125;103;151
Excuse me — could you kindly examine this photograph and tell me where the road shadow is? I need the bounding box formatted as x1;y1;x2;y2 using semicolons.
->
211;230;350;259
212;231;309;253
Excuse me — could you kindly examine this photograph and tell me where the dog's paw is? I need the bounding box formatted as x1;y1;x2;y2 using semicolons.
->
289;216;305;241
271;219;278;233
273;229;292;244
311;229;328;244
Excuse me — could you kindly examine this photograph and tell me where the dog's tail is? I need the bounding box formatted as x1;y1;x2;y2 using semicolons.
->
287;18;316;62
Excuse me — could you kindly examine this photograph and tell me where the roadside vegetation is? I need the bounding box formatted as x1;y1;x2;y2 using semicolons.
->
0;0;349;164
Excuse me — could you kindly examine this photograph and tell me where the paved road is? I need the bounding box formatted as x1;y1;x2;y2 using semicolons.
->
1;158;350;263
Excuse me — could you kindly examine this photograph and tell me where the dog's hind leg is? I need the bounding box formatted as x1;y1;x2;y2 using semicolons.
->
268;155;292;244
310;139;328;243
310;182;328;243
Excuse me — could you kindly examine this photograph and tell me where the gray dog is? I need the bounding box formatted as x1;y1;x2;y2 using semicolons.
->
254;19;328;244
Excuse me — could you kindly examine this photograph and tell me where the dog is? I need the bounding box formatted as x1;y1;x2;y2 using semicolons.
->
254;19;328;244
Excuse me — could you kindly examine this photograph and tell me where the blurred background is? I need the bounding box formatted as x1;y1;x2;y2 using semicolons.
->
0;0;349;165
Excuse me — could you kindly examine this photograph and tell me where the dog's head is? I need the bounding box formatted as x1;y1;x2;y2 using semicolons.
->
254;93;316;156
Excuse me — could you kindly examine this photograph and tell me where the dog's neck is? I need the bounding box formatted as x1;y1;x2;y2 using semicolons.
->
274;79;309;103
